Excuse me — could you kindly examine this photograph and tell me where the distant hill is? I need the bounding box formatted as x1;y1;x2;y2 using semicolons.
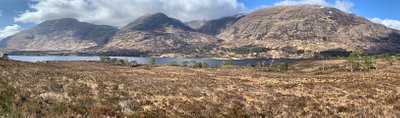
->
0;18;118;51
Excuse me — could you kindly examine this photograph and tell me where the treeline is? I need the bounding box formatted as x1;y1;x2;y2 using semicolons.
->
315;50;400;73
0;53;9;60
99;56;141;67
220;47;270;54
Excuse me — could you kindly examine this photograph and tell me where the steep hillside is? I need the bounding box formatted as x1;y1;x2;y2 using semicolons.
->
0;18;118;51
217;5;400;58
196;14;244;36
185;20;207;29
98;13;221;57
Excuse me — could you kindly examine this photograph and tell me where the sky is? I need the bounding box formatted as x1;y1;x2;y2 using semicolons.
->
0;0;399;40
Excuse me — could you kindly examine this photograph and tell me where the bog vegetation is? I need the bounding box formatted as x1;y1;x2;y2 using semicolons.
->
1;52;400;117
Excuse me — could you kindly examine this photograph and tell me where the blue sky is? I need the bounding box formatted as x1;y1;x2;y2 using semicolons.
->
1;0;400;39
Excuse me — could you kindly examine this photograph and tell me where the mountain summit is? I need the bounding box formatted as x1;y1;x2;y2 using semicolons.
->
121;12;193;32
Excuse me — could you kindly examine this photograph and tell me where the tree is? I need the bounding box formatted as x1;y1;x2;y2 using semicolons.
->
148;57;156;65
349;50;366;59
224;58;234;65
181;61;189;67
169;61;179;66
129;60;140;67
202;62;209;68
117;58;129;65
1;54;9;60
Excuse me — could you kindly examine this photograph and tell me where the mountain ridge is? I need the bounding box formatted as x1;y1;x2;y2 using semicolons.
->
217;5;400;58
1;5;400;58
96;12;220;57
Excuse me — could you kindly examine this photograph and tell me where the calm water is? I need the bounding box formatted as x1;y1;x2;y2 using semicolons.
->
9;55;309;67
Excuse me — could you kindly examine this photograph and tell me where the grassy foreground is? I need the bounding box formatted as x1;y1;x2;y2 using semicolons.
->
0;58;400;117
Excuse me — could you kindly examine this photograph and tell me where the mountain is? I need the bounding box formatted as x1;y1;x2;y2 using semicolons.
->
196;14;244;36
98;13;220;56
217;5;400;58
0;18;118;51
2;5;400;58
120;13;193;32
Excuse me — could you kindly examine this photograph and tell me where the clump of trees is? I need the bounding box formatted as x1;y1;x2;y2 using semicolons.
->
169;61;180;66
99;56;140;67
0;53;9;60
191;61;209;68
319;48;351;58
170;60;210;68
345;50;376;71
220;46;270;54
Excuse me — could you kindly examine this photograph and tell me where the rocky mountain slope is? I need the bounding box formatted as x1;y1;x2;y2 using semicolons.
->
0;18;118;51
195;15;244;36
217;5;400;58
97;13;221;56
1;5;400;58
185;20;207;29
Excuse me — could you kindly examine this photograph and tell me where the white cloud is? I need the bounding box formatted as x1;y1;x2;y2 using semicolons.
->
14;0;245;26
371;18;400;30
0;24;23;40
274;0;354;12
0;10;2;17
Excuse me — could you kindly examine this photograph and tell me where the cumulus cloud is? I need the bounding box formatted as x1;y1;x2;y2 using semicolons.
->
14;0;245;26
0;24;23;40
274;0;354;12
371;18;400;30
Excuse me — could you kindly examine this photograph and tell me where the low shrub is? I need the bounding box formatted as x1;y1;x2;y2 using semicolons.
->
271;62;289;71
202;62;209;68
181;61;189;67
318;64;340;71
148;57;156;65
169;61;180;66
0;84;16;114
383;56;395;65
224;58;234;65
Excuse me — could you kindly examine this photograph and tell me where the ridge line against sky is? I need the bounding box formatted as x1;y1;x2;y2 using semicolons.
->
0;0;399;40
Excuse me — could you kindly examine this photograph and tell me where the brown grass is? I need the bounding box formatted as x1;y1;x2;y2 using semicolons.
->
0;59;399;117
